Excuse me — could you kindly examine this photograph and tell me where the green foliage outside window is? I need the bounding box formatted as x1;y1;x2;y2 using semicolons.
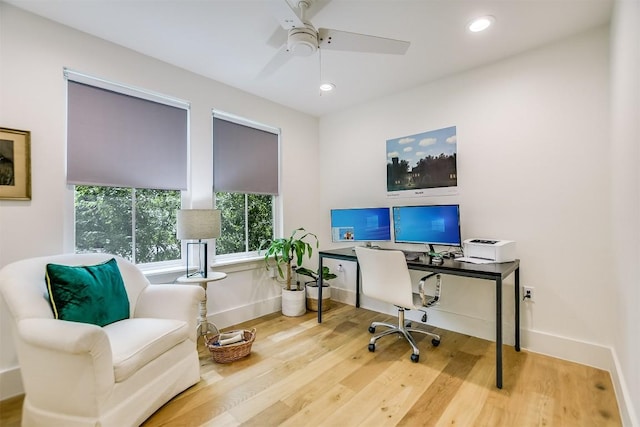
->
215;192;273;255
75;187;272;262
135;188;181;262
75;186;180;264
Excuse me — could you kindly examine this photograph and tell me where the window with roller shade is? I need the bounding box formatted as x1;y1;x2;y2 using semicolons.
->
66;70;188;264
212;113;280;257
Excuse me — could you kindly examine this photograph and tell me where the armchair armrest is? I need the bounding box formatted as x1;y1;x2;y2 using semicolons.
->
134;284;204;333
15;318;114;412
18;317;108;354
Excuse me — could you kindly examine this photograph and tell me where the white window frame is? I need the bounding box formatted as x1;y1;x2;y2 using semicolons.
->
65;69;189;272
212;110;282;264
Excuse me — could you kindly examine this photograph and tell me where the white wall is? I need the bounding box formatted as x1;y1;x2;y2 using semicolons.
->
319;21;628;399
609;0;640;425
0;3;320;399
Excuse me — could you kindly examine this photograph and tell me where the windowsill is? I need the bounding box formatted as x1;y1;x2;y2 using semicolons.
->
210;254;265;273
139;262;188;279
137;254;267;278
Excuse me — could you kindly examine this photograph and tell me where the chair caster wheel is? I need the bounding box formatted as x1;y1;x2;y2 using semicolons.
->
411;353;419;363
432;339;440;347
368;343;375;352
368;326;376;333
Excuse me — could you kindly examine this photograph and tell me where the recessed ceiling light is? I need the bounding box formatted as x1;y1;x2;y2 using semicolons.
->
319;82;335;92
468;16;495;33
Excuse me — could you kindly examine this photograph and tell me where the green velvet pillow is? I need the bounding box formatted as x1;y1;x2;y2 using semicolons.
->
45;258;130;327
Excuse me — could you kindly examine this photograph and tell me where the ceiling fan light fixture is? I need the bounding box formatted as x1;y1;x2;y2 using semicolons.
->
287;24;318;56
319;82;335;92
468;16;495;33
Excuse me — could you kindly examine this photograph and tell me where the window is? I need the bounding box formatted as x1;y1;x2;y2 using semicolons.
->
214;192;274;255
75;186;181;263
66;70;189;264
212;113;280;258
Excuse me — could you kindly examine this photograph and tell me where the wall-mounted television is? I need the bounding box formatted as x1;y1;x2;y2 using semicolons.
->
392;204;462;250
330;207;391;244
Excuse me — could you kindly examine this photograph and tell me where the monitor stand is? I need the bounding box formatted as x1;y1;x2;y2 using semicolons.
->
426;244;444;260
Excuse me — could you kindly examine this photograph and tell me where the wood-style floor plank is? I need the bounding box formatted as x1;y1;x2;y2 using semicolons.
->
0;303;622;426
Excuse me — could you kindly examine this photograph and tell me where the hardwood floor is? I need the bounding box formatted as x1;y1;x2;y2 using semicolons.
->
0;303;622;426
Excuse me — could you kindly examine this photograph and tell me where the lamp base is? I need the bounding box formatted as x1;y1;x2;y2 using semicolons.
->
185;240;208;278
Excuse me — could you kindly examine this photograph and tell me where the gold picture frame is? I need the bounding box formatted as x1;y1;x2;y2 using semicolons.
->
0;127;31;200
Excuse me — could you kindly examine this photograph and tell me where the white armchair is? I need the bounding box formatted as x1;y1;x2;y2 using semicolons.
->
0;253;205;427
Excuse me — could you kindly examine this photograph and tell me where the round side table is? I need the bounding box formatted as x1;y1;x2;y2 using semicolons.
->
176;272;227;340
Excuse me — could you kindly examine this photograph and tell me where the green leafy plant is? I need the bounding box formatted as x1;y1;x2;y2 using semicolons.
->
295;266;337;287
261;228;319;291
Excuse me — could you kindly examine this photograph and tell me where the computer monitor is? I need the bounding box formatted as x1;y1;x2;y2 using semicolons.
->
330;207;391;244
392;204;462;251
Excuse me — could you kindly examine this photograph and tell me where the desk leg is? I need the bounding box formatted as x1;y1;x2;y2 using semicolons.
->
515;267;521;352
318;256;324;323
496;276;503;389
356;262;361;308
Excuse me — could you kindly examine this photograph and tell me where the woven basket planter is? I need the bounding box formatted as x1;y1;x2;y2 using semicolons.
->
306;283;331;312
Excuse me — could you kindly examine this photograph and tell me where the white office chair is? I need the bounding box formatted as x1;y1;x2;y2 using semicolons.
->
355;247;442;363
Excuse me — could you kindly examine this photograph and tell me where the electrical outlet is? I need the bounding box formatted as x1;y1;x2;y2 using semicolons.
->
523;286;534;302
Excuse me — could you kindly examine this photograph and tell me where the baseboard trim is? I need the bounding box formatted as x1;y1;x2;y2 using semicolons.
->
0;366;24;401
521;328;612;370
208;296;281;330
609;347;638;427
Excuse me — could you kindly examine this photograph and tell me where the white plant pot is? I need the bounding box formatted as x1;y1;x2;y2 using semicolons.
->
281;287;306;317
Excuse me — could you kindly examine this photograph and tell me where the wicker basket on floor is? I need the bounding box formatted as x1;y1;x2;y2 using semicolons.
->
204;328;256;363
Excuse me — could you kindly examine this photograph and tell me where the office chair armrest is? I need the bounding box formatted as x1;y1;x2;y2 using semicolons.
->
419;273;441;307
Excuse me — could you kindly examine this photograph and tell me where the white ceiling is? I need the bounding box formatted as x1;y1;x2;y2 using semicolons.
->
5;0;612;117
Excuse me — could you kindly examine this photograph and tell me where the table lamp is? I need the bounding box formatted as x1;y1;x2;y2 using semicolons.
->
177;209;221;278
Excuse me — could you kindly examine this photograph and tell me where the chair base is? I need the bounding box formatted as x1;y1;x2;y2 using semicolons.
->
368;307;440;362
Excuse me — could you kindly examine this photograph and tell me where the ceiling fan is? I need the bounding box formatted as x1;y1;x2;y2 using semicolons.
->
259;0;410;78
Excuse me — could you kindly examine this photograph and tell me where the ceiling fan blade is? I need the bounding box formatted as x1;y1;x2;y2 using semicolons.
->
266;27;288;49
257;44;292;79
318;28;410;55
271;0;304;29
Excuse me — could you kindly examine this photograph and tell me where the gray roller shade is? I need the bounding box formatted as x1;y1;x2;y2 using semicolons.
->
213;116;279;195
67;80;188;190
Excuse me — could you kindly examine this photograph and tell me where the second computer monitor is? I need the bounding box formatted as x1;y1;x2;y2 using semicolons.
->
330;207;391;243
392;204;462;248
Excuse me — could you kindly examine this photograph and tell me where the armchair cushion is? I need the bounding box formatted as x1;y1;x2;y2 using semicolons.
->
45;258;130;327
104;318;189;382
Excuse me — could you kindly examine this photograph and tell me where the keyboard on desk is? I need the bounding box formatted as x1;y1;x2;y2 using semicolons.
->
402;251;423;261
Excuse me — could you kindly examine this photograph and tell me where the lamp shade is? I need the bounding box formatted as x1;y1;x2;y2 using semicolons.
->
176;209;221;240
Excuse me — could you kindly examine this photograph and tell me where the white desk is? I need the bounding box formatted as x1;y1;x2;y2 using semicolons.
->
176;272;227;339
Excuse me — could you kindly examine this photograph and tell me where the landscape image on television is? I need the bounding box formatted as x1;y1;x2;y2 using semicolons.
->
386;126;457;192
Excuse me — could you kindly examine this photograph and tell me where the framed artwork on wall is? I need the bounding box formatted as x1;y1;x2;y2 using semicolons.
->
386;126;457;198
0;127;31;200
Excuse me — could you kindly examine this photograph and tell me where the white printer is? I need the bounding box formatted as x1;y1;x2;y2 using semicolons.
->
463;239;516;263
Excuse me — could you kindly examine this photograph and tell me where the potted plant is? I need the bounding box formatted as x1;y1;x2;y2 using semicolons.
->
261;228;318;317
295;266;337;312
